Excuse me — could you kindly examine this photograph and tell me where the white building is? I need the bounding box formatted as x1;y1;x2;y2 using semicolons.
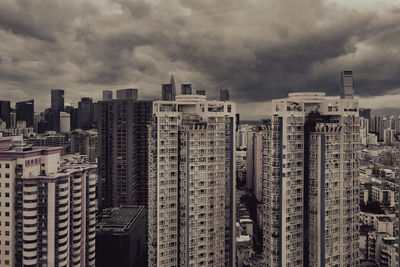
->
360;117;369;146
237;125;250;150
372;185;396;206
59;111;71;133
148;94;236;267
0;136;97;266
263;91;360;266
368;232;398;267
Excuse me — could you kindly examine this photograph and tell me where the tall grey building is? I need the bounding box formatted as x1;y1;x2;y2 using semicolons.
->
220;89;230;101
340;70;354;99
48;89;65;132
51;89;64;112
0;100;10;127
161;75;176;101
262;91;360;266
148;94;236;267
16;99;34;127
98;89;152;211
78;97;96;130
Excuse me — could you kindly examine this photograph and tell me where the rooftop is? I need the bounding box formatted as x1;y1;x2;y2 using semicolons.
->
97;206;144;233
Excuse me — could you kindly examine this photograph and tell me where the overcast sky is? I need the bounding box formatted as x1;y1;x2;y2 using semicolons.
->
0;0;399;119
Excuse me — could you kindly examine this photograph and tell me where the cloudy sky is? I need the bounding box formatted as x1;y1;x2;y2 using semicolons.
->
0;0;399;119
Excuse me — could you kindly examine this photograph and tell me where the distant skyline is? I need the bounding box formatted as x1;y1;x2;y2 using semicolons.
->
0;0;400;119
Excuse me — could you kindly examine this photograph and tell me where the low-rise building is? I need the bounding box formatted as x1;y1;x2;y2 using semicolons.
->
96;206;147;267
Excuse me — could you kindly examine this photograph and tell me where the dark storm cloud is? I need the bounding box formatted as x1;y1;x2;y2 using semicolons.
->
0;0;399;116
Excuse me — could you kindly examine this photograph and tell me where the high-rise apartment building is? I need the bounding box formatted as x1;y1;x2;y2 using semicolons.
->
148;94;236;267
262;91;360;266
0;136;97;266
71;129;98;163
98;89;152;211
16;99;34;127
246;127;264;202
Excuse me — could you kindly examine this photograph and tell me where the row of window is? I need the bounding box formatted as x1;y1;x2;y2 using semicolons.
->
0;164;10;169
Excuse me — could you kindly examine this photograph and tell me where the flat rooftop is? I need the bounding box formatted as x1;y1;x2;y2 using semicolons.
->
97;206;144;232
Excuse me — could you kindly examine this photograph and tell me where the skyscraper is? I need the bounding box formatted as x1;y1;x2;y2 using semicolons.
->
340;70;354;99
97;89;152;211
78;97;96;130
51;89;64;112
220;89;230;101
48;89;64;132
65;105;78;130
0;100;11;127
148;94;236;267
262;92;360;266
16;99;34;127
161;75;176;101
0;136;97;266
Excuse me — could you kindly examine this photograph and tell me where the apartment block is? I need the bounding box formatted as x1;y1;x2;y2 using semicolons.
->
148;94;236;267
263;92;360;266
98;90;152;211
0;136;97;266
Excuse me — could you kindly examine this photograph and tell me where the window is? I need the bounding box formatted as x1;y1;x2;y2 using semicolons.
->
5;164;9;168
5;173;9;178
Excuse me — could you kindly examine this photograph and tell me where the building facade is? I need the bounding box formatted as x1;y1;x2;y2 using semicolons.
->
71;129;98;163
0;100;10;128
16;99;34;127
0;136;97;266
263;92;360;266
98;90;152;211
148;94;236;267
